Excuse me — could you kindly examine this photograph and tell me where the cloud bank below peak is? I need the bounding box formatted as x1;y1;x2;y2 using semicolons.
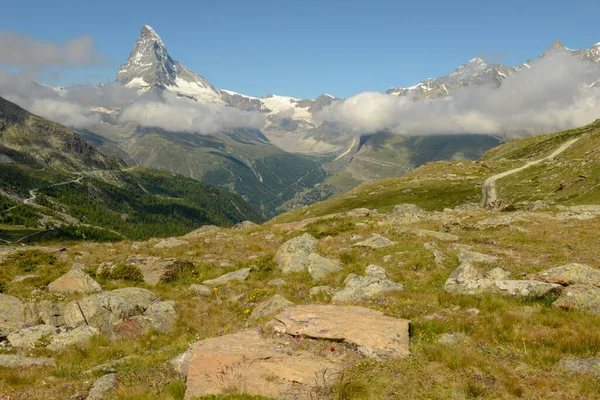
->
317;53;600;136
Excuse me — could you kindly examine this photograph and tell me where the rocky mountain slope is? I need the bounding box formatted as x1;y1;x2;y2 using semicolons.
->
387;39;600;99
1;127;599;398
0;96;263;243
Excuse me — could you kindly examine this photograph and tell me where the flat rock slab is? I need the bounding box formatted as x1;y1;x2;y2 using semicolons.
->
273;305;410;359
0;354;54;368
202;268;251;286
353;234;396;249
185;329;342;400
559;358;600;377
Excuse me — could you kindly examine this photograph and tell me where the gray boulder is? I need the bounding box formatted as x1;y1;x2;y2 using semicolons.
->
274;233;318;273
536;263;600;287
47;326;99;351
307;253;341;281
309;285;333;297
203;268;251;286
354;234;396;249
552;284;600;315
332;276;404;303
0;293;24;337
267;278;287;287
86;373;117;400
485;267;511;280
0;354;54;368
458;251;499;264
383;204;428;224
170;349;192;377
189;284;212;297
444;263;562;298
48;269;102;294
250;294;293;320
365;265;388;279
8;324;58;348
64;287;157;333
122;256;194;286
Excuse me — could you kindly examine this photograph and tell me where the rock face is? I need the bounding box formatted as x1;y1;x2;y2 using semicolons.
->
0;354;54;368
353;234;396;249
250;294;293;320
272;305;410;359
444;263;563;298
64;287;157;334
536;264;600;287
86;373;117;400
274;233;318;273
0;293;24;337
47;269;102;294
202;268;251;286
122;256;194;286
552;284;600;315
332;275;404;303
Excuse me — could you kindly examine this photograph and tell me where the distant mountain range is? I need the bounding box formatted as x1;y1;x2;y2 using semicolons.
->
7;26;600;217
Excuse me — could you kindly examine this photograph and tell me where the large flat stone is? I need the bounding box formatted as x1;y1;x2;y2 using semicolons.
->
184;329;341;400
272;304;410;359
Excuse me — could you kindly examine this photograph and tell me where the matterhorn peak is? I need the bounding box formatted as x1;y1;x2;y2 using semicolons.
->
550;39;566;49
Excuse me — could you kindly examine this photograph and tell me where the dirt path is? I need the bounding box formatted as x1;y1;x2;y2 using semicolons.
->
482;138;580;207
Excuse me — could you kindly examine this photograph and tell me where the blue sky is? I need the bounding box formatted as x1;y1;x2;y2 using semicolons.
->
1;0;599;99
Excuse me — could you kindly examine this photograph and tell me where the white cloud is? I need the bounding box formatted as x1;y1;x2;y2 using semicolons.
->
0;32;106;68
120;92;265;134
317;53;600;136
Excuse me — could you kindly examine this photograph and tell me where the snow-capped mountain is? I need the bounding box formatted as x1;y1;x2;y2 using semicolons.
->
387;39;600;99
117;25;224;104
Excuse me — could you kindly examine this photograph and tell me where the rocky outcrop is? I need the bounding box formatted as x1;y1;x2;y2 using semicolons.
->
552;284;600;315
444;262;563;298
536;263;600;287
274;233;318;273
353;234;396;249
332;275;403;303
270;305;410;359
64;287;157;334
275;233;341;280
120;256;194;286
202;268;251;286
47;269;102;294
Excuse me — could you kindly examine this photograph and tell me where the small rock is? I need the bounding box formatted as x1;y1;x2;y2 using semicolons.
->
123;256;194;286
47;326;100;351
309;286;332;297
485;267;510;280
267;278;286;287
250;295;293;320
332;276;403;303
189;284;212;297
203;268;251;286
552;284;600;315
365;265;388;279
437;332;470;346
307;253;341;281
231;221;259;230
354;234;396;249
153;238;188;249
47;269;102;294
350;235;364;241
458;251;499;264
86;373;117;400
536;263;600;287
10;274;37;284
466;308;480;315
274;233;318;273
8;324;58;348
0;293;25;337
558;358;600;378
382;255;393;263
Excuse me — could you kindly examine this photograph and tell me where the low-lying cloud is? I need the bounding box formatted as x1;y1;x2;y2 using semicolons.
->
0;32;106;68
120;92;265;134
317;53;600;136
